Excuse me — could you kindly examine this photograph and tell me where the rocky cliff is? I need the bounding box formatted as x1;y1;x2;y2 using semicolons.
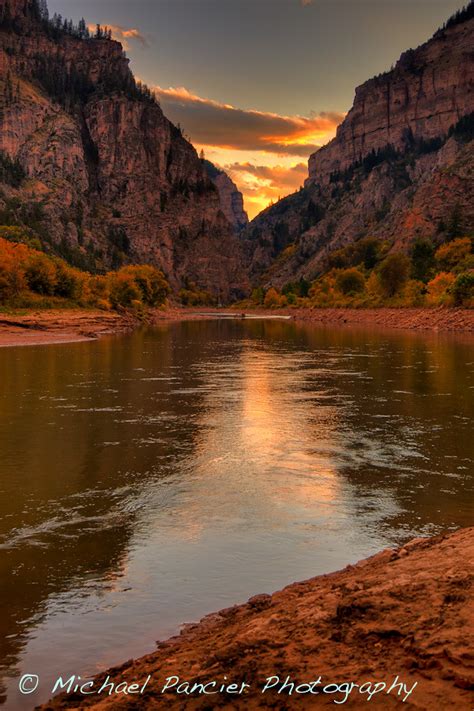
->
307;10;474;185
0;0;247;298
245;8;474;286
203;160;248;233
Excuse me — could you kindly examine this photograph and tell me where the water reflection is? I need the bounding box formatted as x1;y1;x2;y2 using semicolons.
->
0;320;472;708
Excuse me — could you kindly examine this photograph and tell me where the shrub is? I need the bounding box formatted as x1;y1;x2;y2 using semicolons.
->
411;238;435;282
25;253;57;295
53;259;85;300
118;265;170;306
263;287;281;307
335;268;366;295
251;286;265;305
0;243;27;302
426;272;456;306
435;237;472;271
451;272;474;307
400;279;425;306
178;286;215;306
108;272;141;308
378;253;410;297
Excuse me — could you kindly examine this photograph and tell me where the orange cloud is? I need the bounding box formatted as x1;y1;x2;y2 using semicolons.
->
88;23;149;49
151;85;343;219
223;162;308;218
154;85;342;157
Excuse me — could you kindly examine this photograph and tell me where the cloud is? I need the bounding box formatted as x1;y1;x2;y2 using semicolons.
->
88;23;149;49
154;85;342;158
221;162;309;217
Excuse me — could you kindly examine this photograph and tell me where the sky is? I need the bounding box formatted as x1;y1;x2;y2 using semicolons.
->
49;0;465;218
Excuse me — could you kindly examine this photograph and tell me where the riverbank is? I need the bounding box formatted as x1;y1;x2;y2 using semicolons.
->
0;309;138;347
153;305;474;333
0;306;473;348
40;526;473;709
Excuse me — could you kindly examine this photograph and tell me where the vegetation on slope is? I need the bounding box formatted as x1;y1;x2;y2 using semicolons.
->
0;234;170;312
245;236;474;309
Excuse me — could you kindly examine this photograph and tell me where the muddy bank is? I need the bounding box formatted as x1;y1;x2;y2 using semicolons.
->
0;309;138;347
0;306;473;348
152;306;474;333
40;527;473;710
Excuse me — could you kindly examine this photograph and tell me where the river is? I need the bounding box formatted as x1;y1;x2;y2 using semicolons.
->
0;319;472;708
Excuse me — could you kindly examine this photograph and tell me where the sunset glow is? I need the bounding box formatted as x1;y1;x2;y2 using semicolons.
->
154;86;341;218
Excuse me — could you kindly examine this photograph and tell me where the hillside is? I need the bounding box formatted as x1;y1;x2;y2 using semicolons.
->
244;8;474;288
0;0;247;299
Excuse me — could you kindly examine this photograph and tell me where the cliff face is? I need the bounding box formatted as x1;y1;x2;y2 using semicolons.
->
203;160;248;233
245;12;474;286
307;16;474;185
0;0;247;298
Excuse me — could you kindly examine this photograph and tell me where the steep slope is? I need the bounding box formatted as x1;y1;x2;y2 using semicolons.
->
0;0;247;298
244;9;474;287
203;160;248;233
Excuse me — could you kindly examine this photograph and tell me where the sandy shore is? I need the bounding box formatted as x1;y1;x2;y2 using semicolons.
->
0;306;472;349
0;309;138;347
39;527;474;709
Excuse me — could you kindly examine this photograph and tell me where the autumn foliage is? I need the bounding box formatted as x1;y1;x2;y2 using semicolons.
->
0;237;170;310
246;235;473;309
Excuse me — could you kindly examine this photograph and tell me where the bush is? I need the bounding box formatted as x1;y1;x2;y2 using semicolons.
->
435;237;472;271
451;272;474;307
53;259;85;300
263;287;281;307
251;286;265;305
400;279;425;306
178;285;215;306
335;268;366;295
25;253;57;295
118;265;170;306
411;238;435;282
378;253;410;297
426;272;456;306
108;272;141;308
0;243;27;302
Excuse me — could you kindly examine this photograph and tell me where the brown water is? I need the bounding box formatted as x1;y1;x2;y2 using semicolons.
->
0;319;473;709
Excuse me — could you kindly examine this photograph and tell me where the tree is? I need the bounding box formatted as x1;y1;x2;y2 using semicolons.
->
264;287;281;307
78;18;87;38
435;237;472;271
335;268;366;296
411;238;435;282
446;204;463;240
451;272;474;306
378;253;410;297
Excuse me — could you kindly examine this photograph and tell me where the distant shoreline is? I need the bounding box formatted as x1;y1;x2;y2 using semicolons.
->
0;306;473;348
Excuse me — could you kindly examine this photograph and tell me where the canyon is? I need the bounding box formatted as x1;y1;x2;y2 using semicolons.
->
0;0;473;297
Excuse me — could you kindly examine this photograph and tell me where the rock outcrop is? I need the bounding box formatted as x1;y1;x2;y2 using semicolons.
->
244;8;474;287
203;160;248;233
0;0;247;298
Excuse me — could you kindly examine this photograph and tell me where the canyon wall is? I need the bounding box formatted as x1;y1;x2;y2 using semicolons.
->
203;160;248;233
245;10;474;286
307;15;474;185
0;0;247;298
